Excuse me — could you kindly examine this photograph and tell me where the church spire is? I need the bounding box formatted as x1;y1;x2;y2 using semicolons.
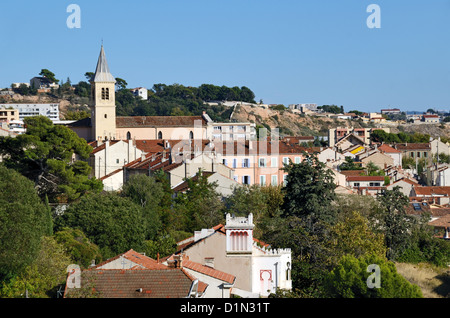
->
93;45;115;83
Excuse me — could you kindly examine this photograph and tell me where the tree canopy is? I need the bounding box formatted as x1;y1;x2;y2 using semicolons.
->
0;165;51;280
0;116;103;203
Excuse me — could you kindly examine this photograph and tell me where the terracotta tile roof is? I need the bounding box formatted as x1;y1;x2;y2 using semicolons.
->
182;259;235;285
378;144;402;153
390;178;418;186
90;140;123;154
134;139;212;154
100;168;123;181
124;151;183;173
339;170;365;176
93;249;168;270
414;186;450;196
428;214;450;228
347;176;385;182
394;143;431;151
215;140;316;156
66;269;198;298
116;116;207;128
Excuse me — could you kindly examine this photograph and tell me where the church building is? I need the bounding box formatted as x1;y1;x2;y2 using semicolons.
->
68;45;212;142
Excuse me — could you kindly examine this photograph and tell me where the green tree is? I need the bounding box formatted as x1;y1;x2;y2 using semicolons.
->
366;161;383;176
121;174;164;240
372;187;415;260
39;69;59;84
282;153;337;225
0;236;72;298
325;254;423;298
115;77;128;91
330;211;387;262
0;116;103;202
0;166;50;281
54;192;147;259
225;184;284;239
54;227;102;269
173;170;225;232
339;156;363;171
142;231;177;259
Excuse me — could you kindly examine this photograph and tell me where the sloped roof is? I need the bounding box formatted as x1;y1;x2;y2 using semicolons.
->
93;45;116;83
182;259;236;285
395;143;431;151
66;269;197;298
215;140;317;156
414;186;450;196
116;116;207;128
347;176;385;182
428;214;450;228
93;249;168;270
378;144;401;153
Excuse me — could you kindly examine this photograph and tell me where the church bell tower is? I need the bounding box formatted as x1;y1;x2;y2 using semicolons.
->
90;45;116;141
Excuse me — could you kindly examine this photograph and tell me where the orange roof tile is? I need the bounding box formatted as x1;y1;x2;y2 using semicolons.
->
378;144;401;153
93;249;168;270
182;259;235;285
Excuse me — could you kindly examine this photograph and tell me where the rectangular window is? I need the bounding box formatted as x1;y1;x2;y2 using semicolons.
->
242;158;249;168
101;87;110;100
283;157;289;165
271;157;278;168
271;175;278;185
369;182;380;187
295;157;301;164
260;175;266;186
233;159;237;168
259;158;266;167
353;182;360;187
223;159;228;166
243;175;250;185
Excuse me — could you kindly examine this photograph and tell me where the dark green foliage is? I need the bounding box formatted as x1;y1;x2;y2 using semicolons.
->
54;227;102;269
325;254;423;298
0;165;50;280
173;170;225;233
0;116;103;203
373;187;416;260
282;153;337;225
115;83;255;122
339;156;363;171
121;174;164;240
317;105;343;114
371;130;431;143
54;192;147;259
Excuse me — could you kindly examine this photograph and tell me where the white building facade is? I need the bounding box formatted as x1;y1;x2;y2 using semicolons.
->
0;103;60;121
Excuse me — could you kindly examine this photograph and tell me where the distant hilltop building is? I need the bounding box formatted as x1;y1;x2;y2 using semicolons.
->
0;103;59;122
130;87;148;100
288;103;318;113
381;108;401;115
30;76;59;92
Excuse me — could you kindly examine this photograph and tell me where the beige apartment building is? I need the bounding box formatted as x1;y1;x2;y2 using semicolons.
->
0;107;19;122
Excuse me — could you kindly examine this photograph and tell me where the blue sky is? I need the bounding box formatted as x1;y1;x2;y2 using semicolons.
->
1;0;449;113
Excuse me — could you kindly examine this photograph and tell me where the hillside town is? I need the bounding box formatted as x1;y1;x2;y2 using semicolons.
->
0;45;449;300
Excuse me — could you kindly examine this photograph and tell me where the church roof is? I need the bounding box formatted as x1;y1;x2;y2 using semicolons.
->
116;116;207;128
93;45;116;83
